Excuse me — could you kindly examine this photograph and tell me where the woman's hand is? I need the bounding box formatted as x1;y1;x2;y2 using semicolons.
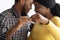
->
31;13;49;25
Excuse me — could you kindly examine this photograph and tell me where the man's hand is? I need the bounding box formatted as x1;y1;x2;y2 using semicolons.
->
31;13;49;25
17;16;32;30
18;16;31;25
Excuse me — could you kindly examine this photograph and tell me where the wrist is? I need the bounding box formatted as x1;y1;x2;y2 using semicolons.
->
16;21;23;30
18;21;23;26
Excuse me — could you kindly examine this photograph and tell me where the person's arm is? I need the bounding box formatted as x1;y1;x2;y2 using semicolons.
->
0;13;22;40
0;14;6;40
4;21;23;40
38;15;60;40
44;20;60;40
39;16;60;40
51;16;60;28
6;16;31;40
0;16;31;40
31;13;60;40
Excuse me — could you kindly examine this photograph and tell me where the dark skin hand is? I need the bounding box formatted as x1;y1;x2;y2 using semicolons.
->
31;12;49;25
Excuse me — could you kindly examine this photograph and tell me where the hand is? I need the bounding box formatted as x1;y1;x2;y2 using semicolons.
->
18;16;32;25
16;16;32;30
31;13;49;25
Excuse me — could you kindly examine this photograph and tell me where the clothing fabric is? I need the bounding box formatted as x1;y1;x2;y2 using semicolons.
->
0;6;31;40
28;16;60;40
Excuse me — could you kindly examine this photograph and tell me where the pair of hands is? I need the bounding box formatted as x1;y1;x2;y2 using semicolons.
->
17;13;49;30
18;13;49;26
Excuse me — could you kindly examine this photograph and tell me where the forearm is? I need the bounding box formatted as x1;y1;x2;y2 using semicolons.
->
51;16;60;28
44;21;60;40
5;22;22;39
